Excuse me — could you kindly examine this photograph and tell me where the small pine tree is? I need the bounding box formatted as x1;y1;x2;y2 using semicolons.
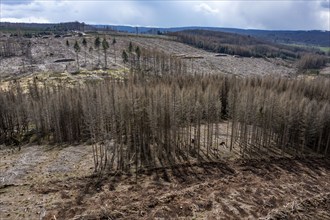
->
102;38;109;69
128;42;133;53
112;38;117;63
74;40;81;71
82;38;87;47
82;38;87;66
135;46;141;60
135;46;141;69
94;36;101;64
122;50;128;64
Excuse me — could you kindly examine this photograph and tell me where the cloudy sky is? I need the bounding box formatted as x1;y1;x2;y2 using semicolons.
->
0;0;329;30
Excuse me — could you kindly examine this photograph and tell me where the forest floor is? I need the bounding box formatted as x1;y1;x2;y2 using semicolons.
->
1;144;329;220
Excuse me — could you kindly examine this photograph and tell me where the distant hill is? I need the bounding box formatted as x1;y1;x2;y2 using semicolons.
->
1;22;328;47
94;25;330;48
169;29;314;59
0;21;95;33
214;28;330;48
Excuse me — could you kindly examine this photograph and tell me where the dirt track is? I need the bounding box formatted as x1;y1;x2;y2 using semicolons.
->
1;145;329;220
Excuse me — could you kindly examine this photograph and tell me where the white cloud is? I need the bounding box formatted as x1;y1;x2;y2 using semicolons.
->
1;0;33;5
0;17;49;23
195;3;219;14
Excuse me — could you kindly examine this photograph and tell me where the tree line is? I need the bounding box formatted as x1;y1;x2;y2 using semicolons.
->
169;30;326;60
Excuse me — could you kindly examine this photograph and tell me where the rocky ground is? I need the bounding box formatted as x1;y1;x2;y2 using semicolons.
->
1;144;329;220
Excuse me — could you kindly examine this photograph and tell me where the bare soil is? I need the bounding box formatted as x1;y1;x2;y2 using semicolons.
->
1;144;329;220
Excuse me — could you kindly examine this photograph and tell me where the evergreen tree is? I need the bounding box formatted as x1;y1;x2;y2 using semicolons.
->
128;42;133;53
73;40;81;71
102;38;110;69
112;38;117;63
135;46;141;61
122;50;128;64
82;38;87;66
94;36;101;64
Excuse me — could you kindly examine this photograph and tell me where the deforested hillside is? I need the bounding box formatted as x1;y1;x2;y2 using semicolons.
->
170;29;323;58
1;0;330;217
0;33;297;81
1;31;330;220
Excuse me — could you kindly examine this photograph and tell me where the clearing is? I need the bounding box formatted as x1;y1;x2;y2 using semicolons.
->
1;144;329;219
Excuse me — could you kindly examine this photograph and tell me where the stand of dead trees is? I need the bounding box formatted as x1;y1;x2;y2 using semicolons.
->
0;38;33;73
1;47;330;174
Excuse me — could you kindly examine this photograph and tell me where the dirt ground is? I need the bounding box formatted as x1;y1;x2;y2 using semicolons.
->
1;144;329;220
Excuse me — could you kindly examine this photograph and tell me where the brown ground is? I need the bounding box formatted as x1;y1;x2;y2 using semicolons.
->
1;144;329;220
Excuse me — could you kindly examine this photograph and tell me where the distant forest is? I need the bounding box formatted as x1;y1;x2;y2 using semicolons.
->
94;25;330;48
233;29;330;48
1;22;329;47
169;30;313;59
0;21;93;34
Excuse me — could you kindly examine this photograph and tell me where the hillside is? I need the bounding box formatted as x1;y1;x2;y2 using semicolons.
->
0;32;297;81
95;25;330;47
1;26;330;220
1;22;329;47
169;29;312;58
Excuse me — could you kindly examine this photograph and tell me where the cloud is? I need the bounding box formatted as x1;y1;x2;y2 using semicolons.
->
0;17;49;23
321;0;330;8
1;0;33;5
0;0;329;30
195;3;219;14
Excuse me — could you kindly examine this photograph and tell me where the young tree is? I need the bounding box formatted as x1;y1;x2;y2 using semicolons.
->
122;50;128;64
112;38;117;63
66;40;70;47
135;46;141;61
135;46;141;68
102;38;110;69
74;40;81;71
94;36;101;64
128;42;133;53
82;38;87;66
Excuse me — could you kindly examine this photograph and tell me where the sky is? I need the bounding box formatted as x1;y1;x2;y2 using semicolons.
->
0;0;329;30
